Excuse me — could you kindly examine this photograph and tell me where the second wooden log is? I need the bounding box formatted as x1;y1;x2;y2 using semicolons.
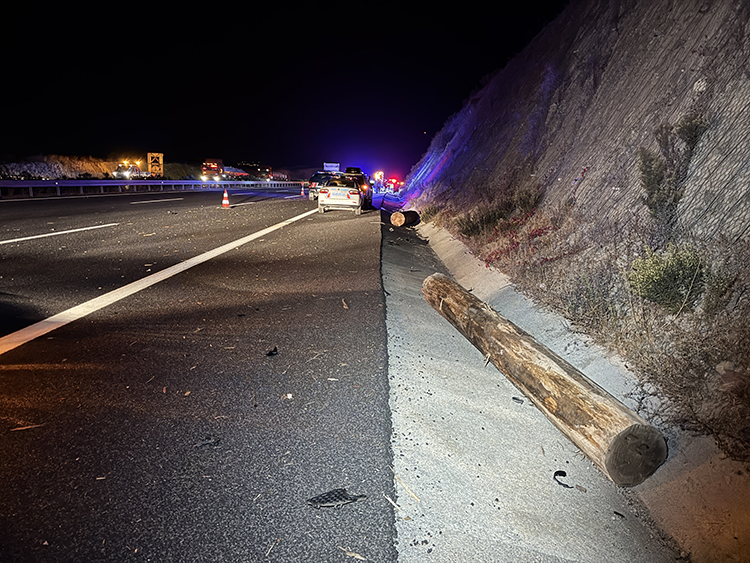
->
390;210;420;227
422;272;667;487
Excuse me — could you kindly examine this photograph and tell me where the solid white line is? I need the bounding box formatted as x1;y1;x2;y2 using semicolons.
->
0;223;120;245
0;208;319;356
130;198;184;205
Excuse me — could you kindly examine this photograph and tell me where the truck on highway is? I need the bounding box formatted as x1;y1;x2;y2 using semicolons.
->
201;158;225;181
112;160;150;179
201;159;249;181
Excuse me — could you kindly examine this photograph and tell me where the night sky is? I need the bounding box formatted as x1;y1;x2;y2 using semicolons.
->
2;3;568;178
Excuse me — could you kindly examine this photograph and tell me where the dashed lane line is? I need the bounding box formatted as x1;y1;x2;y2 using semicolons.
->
129;198;184;205
0;208;318;356
0;223;120;245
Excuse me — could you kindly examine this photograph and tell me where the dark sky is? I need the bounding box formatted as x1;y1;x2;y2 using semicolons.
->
2;3;568;178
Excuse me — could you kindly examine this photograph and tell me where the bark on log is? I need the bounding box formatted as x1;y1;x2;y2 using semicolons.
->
422;272;667;487
390;210;420;227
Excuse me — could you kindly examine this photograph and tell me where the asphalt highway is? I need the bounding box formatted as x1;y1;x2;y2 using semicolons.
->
0;190;397;561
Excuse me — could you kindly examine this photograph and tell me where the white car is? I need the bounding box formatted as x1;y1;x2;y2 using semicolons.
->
318;176;363;215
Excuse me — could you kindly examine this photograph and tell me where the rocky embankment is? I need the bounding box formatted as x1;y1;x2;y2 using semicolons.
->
405;0;749;245
402;1;750;561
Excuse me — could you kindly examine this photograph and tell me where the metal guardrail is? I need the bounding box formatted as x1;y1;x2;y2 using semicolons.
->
0;179;305;199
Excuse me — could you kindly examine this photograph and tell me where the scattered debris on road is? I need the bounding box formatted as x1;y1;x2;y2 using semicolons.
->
391;466;420;503
306;488;366;509
9;424;45;432
382;492;400;511
194;435;221;448
338;545;367;560
553;470;574;489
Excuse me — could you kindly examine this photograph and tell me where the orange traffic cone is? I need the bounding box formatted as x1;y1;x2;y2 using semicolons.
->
300;184;305;197
222;190;230;208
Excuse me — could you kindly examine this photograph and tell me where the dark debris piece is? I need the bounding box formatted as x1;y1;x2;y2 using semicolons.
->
266;346;278;356
553;470;574;489
306;488;367;509
194;435;221;448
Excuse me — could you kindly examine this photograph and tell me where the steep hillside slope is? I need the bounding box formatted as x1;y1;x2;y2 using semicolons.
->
404;0;750;462
402;3;750;560
407;0;749;245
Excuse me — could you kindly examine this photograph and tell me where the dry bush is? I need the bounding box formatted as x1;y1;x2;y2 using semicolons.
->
627;243;705;313
476;207;750;460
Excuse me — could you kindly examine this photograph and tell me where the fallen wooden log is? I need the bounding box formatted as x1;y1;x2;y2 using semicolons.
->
422;272;667;487
390;210;420;227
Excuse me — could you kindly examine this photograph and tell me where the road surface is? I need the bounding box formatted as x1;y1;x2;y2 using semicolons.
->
0;189;397;561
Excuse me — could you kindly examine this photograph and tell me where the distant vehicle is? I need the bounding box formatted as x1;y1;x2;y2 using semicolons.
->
318;176;364;215
112;160;150;179
201;158;225;181
201;159;249;181
344;167;363;175
385;177;403;192
307;170;340;200
238;163;273;180
342;172;373;208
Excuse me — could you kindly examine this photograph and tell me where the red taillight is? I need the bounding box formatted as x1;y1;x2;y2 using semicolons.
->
349;190;359;195
319;188;329;194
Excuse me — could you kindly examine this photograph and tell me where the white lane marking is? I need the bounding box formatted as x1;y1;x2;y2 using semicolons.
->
0;223;120;245
0;209;319;356
130;198;184;205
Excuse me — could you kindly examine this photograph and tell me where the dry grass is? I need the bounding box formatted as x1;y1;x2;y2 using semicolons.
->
416;196;750;461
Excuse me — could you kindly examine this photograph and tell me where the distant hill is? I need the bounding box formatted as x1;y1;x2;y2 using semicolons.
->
0;155;201;180
0;155;119;179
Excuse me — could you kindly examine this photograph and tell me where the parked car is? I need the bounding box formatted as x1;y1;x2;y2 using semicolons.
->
307;171;339;200
318;176;364;215
342;173;373;208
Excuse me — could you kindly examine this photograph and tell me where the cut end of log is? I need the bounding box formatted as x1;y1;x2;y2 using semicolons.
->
605;424;668;487
391;210;420;227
